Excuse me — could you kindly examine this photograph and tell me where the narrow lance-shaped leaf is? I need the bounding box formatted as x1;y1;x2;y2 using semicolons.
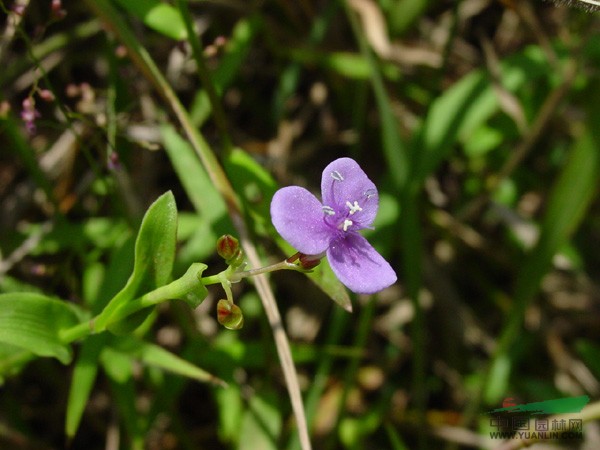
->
111;336;226;386
65;334;108;439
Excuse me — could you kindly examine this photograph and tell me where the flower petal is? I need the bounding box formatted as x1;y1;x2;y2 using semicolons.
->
327;233;396;294
320;158;378;228
270;186;332;255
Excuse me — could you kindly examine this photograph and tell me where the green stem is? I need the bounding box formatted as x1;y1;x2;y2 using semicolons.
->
61;259;300;344
108;263;205;325
229;259;299;282
201;258;302;285
59;320;94;344
60;263;207;343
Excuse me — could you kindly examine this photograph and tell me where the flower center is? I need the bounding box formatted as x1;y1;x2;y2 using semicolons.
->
322;169;377;234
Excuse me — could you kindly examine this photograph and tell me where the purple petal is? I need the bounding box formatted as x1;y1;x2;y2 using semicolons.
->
320;158;378;228
327;233;396;294
271;186;332;255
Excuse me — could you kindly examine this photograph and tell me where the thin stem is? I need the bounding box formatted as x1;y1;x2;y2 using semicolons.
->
229;259;299;282
200;260;294;286
176;0;232;153
240;240;312;450
0;0;30;63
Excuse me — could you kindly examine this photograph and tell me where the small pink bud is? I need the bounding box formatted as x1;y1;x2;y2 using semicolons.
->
51;0;66;19
38;89;55;102
214;36;227;48
107;152;120;171
12;4;25;15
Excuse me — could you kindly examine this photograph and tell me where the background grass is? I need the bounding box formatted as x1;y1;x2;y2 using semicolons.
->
1;0;599;449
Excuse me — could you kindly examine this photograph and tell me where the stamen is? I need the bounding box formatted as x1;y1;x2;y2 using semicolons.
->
342;219;353;231
331;170;344;181
346;200;363;215
322;205;336;215
364;189;377;199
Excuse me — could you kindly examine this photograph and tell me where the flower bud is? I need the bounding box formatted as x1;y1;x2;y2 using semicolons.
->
38;89;55;102
51;0;67;19
298;253;322;270
286;252;322;271
217;299;244;330
216;234;244;267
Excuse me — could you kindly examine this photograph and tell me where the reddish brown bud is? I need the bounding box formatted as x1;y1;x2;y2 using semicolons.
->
286;252;322;271
217;234;240;260
298;253;322;270
217;299;244;330
216;234;244;267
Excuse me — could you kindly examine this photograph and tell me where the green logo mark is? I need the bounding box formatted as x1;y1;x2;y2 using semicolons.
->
488;395;590;415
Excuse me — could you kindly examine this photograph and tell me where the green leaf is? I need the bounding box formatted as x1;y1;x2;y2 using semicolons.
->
97;191;178;332
0;344;34;384
132;191;178;288
224;148;278;235
161;125;227;224
112;336;226;386
161;124;232;271
65;334;107;438
112;0;187;40
181;262;209;308
215;384;244;443
287;49;401;81
307;260;352;313
0;293;82;363
101;346;134;384
92;236;135;313
238;394;282;450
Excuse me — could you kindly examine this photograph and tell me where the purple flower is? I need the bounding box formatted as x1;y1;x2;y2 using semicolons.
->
271;157;397;294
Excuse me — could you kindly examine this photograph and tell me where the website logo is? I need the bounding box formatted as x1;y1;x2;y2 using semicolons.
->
487;395;589;441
